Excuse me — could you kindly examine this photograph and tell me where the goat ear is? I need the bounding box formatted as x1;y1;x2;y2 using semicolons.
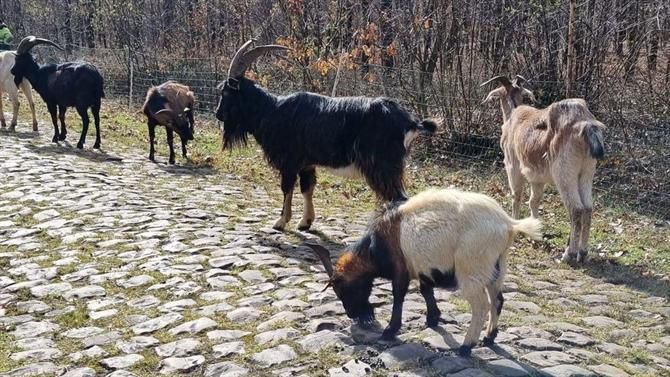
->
481;88;502;105
522;88;537;104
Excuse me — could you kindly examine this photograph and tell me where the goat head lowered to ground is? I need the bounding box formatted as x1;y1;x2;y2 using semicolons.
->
0;50;38;132
11;36;105;149
482;75;605;263
142;81;195;164
216;40;438;231
308;189;542;356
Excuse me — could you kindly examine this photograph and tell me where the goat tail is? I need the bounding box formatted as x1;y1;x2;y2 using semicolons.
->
582;123;605;160
418;118;439;134
511;217;542;241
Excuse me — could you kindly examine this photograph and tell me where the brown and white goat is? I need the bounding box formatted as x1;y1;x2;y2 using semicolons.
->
142;81;195;164
482;75;605;263
308;189;542;356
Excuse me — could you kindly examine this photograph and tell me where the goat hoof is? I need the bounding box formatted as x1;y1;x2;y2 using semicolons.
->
272;219;287;231
76;143;84;149
59;134;67;141
93;143;101;149
297;220;313;231
381;328;399;341
577;249;588;263
482;328;498;346
561;248;577;264
426;314;441;328
52;136;59;143
457;345;473;357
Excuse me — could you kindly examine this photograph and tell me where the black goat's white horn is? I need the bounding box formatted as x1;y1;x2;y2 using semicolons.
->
227;39;290;79
480;75;512;88
305;242;334;278
16;36;64;55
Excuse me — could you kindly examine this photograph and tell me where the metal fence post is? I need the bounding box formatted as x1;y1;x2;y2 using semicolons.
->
127;46;134;111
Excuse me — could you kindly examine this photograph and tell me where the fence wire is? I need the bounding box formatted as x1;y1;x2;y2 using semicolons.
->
27;45;670;221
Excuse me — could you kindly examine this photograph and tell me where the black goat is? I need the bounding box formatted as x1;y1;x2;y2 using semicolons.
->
11;36;104;149
142;81;195;164
216;40;437;231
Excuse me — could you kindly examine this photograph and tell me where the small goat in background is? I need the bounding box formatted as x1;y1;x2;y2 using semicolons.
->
142;81;195;164
308;189;542;356
482;75;605;263
0;50;38;131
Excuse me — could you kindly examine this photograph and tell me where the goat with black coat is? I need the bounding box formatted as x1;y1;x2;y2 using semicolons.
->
11;36;104;149
216;40;437;231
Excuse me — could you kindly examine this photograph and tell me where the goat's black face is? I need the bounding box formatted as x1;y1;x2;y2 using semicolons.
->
216;81;247;149
11;54;33;87
174;112;194;141
331;275;375;325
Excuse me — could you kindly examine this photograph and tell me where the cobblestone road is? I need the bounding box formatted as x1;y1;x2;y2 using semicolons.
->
0;130;668;377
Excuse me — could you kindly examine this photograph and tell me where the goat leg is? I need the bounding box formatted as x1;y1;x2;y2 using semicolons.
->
58;105;68;142
181;137;188;158
297;168;316;231
419;282;441;327
166;128;176;164
92;103;101;149
381;272;409;340
47;104;59;142
460;288;488;356
0;94;5;129
9;95;18;131
273;173;297;231
148;122;156;162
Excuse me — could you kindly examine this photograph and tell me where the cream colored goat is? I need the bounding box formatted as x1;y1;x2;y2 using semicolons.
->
308;188;542;355
0;51;38;131
482;75;605;263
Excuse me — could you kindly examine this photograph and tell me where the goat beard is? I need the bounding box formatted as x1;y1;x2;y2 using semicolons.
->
222;128;248;151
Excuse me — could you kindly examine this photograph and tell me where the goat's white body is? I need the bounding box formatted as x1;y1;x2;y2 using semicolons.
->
398;189;539;284
0;51;38;131
396;188;541;346
500;98;603;262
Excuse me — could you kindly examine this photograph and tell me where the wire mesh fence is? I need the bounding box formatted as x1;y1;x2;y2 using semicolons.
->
27;44;670;221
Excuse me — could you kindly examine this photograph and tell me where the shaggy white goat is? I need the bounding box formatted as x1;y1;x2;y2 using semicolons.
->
309;188;542;356
0;50;37;131
482;75;605;263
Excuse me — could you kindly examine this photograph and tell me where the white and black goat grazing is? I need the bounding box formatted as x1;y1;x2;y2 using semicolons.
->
481;75;605;263
308;189;542;356
11;36;105;149
142;81;195;164
0;51;38;131
216;40;438;231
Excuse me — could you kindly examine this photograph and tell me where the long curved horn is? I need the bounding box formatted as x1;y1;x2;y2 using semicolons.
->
515;75;529;85
228;41;290;79
16;36;64;55
480;75;512;88
305;243;333;278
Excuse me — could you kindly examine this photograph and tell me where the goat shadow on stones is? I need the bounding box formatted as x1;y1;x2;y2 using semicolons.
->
25;141;124;164
154;160;215;177
0;129;41;140
249;230;547;376
579;258;670;300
